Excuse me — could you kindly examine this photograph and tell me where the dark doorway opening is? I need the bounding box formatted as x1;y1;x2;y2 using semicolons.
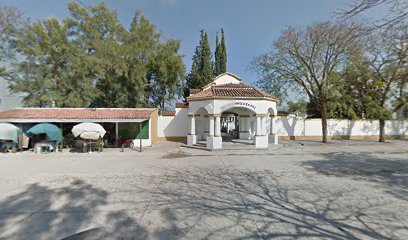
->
221;112;239;140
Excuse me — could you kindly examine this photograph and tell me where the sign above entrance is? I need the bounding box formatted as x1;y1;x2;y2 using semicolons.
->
220;102;257;111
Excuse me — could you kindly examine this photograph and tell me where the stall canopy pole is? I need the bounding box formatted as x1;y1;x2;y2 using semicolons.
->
115;122;119;146
139;122;142;152
60;123;63;152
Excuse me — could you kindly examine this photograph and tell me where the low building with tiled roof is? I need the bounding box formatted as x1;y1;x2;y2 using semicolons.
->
0;108;155;122
0;108;159;148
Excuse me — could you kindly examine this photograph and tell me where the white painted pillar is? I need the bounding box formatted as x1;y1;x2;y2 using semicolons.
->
262;116;267;135
209;116;215;137
187;114;197;146
215;116;221;137
190;115;196;135
269;114;278;145
246;117;251;134
256;116;262;136
270;115;274;134
207;115;222;149
254;114;268;148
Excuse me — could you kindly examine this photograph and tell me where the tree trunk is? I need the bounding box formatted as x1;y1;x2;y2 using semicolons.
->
379;119;385;142
321;101;328;143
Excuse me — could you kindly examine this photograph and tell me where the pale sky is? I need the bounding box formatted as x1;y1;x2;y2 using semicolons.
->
0;0;363;87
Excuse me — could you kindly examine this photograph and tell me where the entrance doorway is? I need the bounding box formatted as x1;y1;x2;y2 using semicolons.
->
221;112;239;140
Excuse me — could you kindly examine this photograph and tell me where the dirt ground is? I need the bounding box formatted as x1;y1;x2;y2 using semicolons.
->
0;140;407;239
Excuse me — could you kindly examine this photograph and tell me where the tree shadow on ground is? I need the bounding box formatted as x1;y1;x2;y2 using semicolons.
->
137;168;404;239
302;152;408;200
0;178;147;239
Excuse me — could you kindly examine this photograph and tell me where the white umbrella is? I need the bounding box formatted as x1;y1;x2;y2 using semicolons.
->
0;123;22;143
72;123;106;140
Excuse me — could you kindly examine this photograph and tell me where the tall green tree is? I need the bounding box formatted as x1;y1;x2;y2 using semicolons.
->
201;30;213;84
219;28;227;73
7;2;185;110
214;32;221;76
0;5;23;77
8;17;95;107
123;12;160;107
67;2;127;108
214;28;227;77
147;39;185;110
185;30;213;97
342;27;407;142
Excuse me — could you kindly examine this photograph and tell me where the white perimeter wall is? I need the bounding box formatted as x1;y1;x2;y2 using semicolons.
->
158;108;188;137
158;113;408;138
273;117;408;137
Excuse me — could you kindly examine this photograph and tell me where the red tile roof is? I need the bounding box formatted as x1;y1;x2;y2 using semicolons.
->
161;111;176;116
175;102;189;108
0;108;155;120
277;111;289;116
190;89;201;94
187;83;277;101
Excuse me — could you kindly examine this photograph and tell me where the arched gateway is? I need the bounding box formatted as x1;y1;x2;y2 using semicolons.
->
186;72;278;150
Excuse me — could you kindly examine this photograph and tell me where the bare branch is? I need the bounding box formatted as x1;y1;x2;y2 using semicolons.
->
338;0;408;29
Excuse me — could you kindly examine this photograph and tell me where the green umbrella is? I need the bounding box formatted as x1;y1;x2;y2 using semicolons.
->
0;123;22;143
27;123;62;142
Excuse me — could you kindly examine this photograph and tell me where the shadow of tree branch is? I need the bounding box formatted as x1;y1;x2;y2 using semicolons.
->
303;152;408;200
0;179;147;239
135;167;402;239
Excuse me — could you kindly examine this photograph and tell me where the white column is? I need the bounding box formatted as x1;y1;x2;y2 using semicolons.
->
187;114;197;146
207;114;222;150
270;115;274;134
262;116;267;135
246;117;251;134
209;116;215;136
190;115;196;135
215;116;221;137
256;116;262;136
254;115;268;148
268;114;278;145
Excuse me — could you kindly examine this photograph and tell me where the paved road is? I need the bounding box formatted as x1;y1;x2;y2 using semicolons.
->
0;141;407;239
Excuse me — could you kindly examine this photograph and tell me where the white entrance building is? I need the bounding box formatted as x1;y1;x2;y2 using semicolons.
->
186;72;278;150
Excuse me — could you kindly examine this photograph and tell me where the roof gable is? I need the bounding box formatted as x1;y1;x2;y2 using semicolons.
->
203;72;241;90
187;83;277;101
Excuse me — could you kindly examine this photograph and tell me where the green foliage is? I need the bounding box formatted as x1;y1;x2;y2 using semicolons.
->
287;100;308;116
147;39;185;110
6;2;185;110
339;27;407;123
185;30;213;96
214;33;220;77
220;28;227;73
8;17;94;107
214;28;227;77
0;5;23;78
200;30;213;86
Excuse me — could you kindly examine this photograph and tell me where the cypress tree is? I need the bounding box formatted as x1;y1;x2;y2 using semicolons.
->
185;45;201;97
214;32;221;77
220;28;227;73
200;31;213;86
185;30;213;93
